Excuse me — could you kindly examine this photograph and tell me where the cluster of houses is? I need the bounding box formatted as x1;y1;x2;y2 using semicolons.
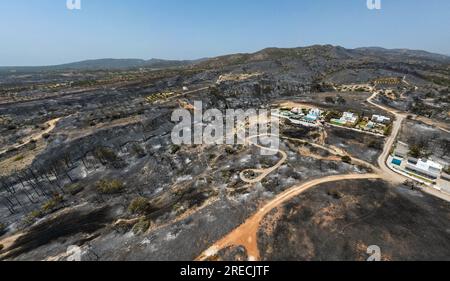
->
364;115;391;132
278;107;324;126
278;106;392;135
331;112;391;135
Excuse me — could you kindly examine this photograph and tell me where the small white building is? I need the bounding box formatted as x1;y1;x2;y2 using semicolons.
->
366;121;375;129
372;115;391;124
291;107;301;114
309;108;322;117
305;108;322;122
342;112;358;125
182;86;189;91
406;159;443;180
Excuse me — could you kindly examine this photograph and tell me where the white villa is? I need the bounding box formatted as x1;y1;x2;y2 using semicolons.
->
372;115;391;124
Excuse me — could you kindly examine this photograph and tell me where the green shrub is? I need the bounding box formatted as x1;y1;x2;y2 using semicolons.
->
327;189;342;199
94;147;119;163
96;179;125;194
26;210;43;223
66;183;84;195
408;145;423;159
132;218;150;235
384;124;393;136
42;194;63;212
128;197;151;215
24;194;64;224
0;223;5;235
325;111;341;122
13;155;25;162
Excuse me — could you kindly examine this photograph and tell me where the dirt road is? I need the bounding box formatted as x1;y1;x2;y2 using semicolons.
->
196;173;381;261
239;135;288;184
0;117;61;156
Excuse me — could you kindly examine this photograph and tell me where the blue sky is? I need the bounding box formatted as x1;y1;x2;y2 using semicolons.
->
0;0;449;66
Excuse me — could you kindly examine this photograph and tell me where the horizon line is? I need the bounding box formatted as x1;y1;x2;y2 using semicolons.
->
1;44;449;68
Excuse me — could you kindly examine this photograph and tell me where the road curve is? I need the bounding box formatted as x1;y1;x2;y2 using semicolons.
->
239;135;288;184
196;173;380;261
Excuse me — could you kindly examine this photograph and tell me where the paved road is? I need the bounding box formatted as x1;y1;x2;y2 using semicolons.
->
367;92;406;184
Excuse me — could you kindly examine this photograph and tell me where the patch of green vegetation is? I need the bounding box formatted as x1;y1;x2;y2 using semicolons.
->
25;210;44;223
42;194;64;213
128;197;151;215
96;179;125;194
327;189;342;200
0;223;5;235
25;194;64;224
145;92;177;103
66;183;84;195
384;124;393;136
94;147;119;163
132;217;151;235
310;133;321;139
341;156;352;164
325;111;341;122
13;155;25;162
408;145;423;158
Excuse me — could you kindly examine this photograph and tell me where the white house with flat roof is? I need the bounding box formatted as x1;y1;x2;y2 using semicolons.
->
305;108;322;122
406;159;443;180
372;115;391;124
309;108;322;117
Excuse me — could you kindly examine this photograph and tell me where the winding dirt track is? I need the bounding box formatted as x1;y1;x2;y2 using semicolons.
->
239;135;288;184
196;173;381;261
0;117;61;156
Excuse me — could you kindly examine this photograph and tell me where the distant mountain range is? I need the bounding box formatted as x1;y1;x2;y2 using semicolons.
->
0;46;448;73
0;58;205;72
